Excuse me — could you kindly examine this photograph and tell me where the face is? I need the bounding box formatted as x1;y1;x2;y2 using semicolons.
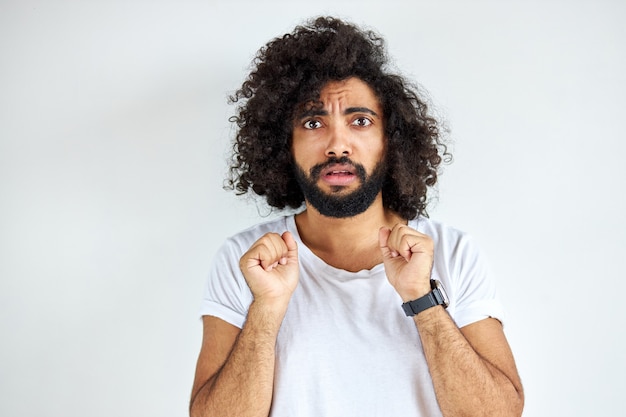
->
291;77;386;218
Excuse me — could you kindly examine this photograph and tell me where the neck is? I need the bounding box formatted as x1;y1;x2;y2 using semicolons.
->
294;196;406;271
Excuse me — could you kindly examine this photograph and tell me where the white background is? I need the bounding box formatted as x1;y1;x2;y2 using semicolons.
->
1;1;625;416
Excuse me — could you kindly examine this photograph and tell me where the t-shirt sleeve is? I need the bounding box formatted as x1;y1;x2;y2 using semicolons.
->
199;237;253;329
443;232;505;329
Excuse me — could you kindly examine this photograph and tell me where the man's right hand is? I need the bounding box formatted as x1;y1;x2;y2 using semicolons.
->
239;231;299;309
191;231;299;417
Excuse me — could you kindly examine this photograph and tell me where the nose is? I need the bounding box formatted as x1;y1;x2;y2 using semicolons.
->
325;124;352;158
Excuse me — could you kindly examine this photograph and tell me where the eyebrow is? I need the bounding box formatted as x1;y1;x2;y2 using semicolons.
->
296;106;379;119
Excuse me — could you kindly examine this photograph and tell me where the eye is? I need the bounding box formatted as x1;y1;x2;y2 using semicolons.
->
303;119;322;130
352;117;372;127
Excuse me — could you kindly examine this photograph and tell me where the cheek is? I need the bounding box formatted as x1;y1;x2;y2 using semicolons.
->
292;136;324;159
291;142;314;170
364;137;386;159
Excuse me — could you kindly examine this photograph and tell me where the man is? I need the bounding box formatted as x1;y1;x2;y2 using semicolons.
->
190;16;524;417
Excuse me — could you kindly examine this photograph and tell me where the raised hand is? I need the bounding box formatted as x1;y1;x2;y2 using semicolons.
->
379;224;434;302
239;231;300;309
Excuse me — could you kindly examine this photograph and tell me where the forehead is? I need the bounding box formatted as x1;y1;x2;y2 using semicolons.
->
318;77;381;108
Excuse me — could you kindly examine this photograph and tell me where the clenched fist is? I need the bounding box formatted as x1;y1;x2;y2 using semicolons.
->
239;231;300;310
379;224;434;302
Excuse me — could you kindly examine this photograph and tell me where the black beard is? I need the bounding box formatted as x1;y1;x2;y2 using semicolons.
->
293;156;387;218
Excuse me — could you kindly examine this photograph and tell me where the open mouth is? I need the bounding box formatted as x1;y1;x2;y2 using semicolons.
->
318;164;358;186
326;170;354;177
320;164;356;178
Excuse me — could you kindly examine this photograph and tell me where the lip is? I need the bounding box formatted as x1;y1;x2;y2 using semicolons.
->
319;163;358;187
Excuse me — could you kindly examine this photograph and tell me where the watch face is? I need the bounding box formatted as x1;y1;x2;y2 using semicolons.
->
432;279;450;308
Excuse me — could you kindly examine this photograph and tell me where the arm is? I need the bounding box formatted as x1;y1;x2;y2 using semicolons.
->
379;225;524;417
415;310;524;417
189;232;299;417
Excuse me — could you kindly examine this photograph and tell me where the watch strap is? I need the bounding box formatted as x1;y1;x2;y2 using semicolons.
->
401;281;447;317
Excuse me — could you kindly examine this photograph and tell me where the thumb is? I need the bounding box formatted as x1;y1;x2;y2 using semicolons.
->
378;227;392;257
281;231;298;261
281;231;297;250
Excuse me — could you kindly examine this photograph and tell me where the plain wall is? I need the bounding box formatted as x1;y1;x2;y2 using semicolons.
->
1;1;625;416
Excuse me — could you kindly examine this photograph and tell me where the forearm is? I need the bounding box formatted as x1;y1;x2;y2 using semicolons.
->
190;301;285;417
415;308;524;417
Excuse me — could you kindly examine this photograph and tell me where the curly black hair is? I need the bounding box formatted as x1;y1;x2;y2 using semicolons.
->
226;16;449;220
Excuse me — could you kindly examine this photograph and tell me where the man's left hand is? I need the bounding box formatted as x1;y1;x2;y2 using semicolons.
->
379;224;434;302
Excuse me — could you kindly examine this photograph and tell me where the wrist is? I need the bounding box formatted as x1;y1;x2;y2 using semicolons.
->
397;282;432;303
250;296;290;317
401;279;449;317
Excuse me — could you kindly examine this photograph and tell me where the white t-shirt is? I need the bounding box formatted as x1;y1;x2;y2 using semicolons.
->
200;215;504;417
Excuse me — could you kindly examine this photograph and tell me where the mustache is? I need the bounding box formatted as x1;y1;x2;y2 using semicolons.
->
309;156;366;180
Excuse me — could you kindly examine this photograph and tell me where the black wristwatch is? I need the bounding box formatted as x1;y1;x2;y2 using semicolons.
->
401;279;450;317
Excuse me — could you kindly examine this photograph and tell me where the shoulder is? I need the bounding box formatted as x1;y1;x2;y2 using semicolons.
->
222;216;293;251
410;216;487;266
411;216;470;245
